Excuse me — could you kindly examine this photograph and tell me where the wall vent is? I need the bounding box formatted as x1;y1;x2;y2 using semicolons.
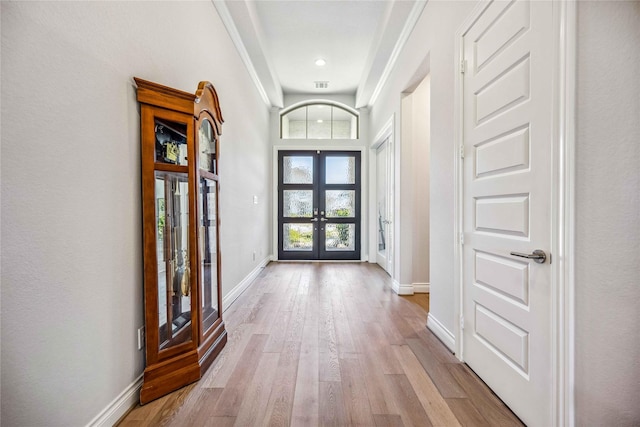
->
314;81;329;89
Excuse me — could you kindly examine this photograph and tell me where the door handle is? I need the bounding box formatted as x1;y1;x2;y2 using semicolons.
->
320;218;328;222
510;249;547;264
310;218;319;222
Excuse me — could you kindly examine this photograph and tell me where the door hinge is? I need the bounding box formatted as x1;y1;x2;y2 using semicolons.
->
460;315;465;330
459;145;465;159
460;60;467;74
459;232;464;245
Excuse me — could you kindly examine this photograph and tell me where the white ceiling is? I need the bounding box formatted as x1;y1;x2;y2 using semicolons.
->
214;0;426;108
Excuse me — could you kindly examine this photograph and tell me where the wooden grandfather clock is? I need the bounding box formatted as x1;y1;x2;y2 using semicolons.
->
135;78;227;404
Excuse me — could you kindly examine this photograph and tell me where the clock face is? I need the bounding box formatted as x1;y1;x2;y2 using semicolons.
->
198;119;215;171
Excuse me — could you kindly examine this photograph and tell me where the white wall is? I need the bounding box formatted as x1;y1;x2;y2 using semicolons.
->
369;1;475;332
0;2;270;425
410;75;430;287
574;2;640;425
396;76;431;292
397;76;432;291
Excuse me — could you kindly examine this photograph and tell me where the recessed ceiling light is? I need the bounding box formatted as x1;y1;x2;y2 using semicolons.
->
317;119;324;123
315;58;326;66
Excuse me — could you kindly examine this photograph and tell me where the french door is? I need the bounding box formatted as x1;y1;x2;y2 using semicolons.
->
375;137;393;274
278;150;361;260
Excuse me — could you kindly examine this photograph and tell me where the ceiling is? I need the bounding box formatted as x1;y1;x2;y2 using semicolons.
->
214;0;426;108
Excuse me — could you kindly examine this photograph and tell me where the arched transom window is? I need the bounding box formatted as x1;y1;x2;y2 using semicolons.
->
280;101;359;139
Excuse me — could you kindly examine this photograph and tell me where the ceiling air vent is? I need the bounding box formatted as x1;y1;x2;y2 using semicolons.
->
314;81;329;89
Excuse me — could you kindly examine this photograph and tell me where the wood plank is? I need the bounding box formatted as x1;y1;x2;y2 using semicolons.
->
445;398;490;427
363;321;403;375
264;341;302;426
331;284;357;355
350;329;398;415
144;383;195;426
165;385;215;427
403;312;429;335
446;364;524;426
122;393;171;422
291;349;320;426
319;350;341;382
414;328;460;364
406;338;466;398
202;322;257;388
263;308;293;353
392;345;461;427
386;374;434;427
211;334;269;416
202;416;236;427
291;283;320;426
319;381;348;427
339;358;375;426
285;293;308;343
175;388;224;427
253;289;285;335
234;352;280;426
373;414;406;427
243;292;275;324
400;293;430;314
318;285;341;382
378;312;412;344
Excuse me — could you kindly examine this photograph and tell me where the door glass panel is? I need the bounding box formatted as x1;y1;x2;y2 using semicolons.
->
325;224;356;251
376;143;388;255
283;156;313;184
283;190;313;217
199;178;219;334
283;223;313;251
155;172;192;350
331;107;354;139
198;119;217;174
307;105;331;139
325;190;355;218
325;156;355;184
155;119;188;166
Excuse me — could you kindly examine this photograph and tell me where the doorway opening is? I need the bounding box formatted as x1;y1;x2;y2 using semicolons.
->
277;150;361;260
390;73;430;295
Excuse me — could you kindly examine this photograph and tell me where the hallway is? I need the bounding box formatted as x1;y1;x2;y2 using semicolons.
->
119;263;522;426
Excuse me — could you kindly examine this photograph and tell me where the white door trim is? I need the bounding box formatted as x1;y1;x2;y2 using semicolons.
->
452;1;576;425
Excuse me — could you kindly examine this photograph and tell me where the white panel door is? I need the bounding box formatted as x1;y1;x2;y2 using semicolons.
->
462;1;554;425
376;137;392;274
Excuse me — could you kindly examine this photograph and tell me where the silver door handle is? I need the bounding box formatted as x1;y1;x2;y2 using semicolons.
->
310;218;318;222
510;249;547;264
320;218;328;222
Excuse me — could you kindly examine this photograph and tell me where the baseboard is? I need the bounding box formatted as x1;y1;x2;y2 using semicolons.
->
86;375;143;427
391;279;414;295
427;313;456;352
412;282;430;293
222;256;270;312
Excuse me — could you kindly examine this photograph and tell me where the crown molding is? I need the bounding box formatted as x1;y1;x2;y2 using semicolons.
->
212;0;272;107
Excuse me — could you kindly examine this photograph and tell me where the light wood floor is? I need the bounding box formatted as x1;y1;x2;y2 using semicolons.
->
119;262;523;426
